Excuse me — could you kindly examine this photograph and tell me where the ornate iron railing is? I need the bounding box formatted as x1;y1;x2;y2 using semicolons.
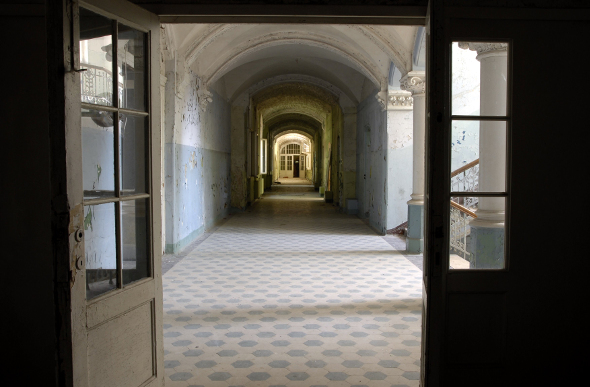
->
450;159;480;261
80;63;123;106
450;201;477;260
451;158;479;193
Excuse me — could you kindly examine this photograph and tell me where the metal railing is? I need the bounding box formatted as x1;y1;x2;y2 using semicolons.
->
80;63;123;106
450;200;477;260
450;159;480;261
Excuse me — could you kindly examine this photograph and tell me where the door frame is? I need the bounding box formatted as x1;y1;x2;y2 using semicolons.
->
51;2;590;386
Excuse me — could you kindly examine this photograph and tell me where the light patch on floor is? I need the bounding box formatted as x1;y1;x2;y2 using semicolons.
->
163;189;422;387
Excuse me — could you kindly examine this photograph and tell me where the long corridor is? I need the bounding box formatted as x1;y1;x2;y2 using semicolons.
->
163;187;422;387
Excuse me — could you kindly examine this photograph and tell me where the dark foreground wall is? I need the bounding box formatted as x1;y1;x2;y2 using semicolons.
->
1;3;58;386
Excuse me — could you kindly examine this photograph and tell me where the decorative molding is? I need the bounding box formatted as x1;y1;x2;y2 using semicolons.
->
400;71;426;96
196;77;213;111
458;42;508;60
375;91;388;111
388;90;413;110
376;90;413;111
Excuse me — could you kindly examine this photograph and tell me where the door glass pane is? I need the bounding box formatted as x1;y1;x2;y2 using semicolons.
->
82;109;115;200
118;24;146;111
452;42;508;116
122;199;150;285
449;196;505;270
451;120;506;193
79;8;113;106
85;203;117;299
120;114;147;195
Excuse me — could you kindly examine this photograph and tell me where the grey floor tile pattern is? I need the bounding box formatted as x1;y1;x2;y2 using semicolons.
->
163;189;422;386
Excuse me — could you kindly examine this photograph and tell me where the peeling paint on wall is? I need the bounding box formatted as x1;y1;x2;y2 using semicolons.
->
164;72;231;253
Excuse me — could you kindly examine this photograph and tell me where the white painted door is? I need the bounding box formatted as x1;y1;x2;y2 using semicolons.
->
67;1;164;386
282;155;294;178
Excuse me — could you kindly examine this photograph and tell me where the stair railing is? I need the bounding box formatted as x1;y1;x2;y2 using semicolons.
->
449;159;480;261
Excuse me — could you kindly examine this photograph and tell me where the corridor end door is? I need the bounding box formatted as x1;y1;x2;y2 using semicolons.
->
293;156;300;177
65;1;163;386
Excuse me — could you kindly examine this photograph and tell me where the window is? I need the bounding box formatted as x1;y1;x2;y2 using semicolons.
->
280;143;301;154
260;139;267;174
449;41;510;270
280;155;286;170
80;7;151;299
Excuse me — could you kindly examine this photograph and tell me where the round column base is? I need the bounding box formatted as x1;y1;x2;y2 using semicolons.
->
406;203;424;254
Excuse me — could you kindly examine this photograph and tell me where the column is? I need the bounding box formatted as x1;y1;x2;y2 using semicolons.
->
459;43;507;268
400;71;426;253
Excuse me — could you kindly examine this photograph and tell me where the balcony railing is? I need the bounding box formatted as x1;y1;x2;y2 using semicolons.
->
80;63;123;106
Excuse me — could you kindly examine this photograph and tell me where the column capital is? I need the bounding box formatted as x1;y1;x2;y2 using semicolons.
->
400;71;426;96
458;42;508;60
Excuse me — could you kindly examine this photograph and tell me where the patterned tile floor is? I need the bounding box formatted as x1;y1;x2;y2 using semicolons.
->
163;187;423;387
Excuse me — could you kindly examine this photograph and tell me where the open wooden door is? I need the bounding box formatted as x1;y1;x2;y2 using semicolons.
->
63;0;163;386
423;1;589;386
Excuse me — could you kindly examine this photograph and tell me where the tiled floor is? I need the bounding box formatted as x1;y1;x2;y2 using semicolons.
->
163;187;423;387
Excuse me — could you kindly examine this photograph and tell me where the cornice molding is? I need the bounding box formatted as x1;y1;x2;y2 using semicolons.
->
458;42;508;60
376;90;413;111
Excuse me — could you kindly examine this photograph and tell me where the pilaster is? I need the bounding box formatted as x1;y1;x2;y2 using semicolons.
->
400;71;426;253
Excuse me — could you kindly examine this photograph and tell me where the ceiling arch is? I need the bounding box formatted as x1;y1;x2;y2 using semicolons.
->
205;34;383;88
267;113;323;136
254;83;336;130
275;133;311;151
232;74;356;108
163;24;420;104
270;122;318;141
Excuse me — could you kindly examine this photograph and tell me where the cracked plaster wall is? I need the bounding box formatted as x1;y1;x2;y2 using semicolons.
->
164;71;231;253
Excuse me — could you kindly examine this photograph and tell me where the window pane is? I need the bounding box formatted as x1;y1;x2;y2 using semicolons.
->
82;109;115;200
85;203;117;299
449;196;505;270
120;114;147;195
122;199;150;285
451;120;506;193
118;24;146;111
79;8;113;106
452;42;508;116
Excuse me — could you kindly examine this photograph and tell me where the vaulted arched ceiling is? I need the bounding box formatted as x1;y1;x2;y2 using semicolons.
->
162;23;420;103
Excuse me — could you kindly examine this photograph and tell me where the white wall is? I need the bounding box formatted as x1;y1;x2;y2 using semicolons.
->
386;108;413;229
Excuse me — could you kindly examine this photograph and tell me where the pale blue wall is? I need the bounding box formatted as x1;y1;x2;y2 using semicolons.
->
164;82;231;253
356;91;387;234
